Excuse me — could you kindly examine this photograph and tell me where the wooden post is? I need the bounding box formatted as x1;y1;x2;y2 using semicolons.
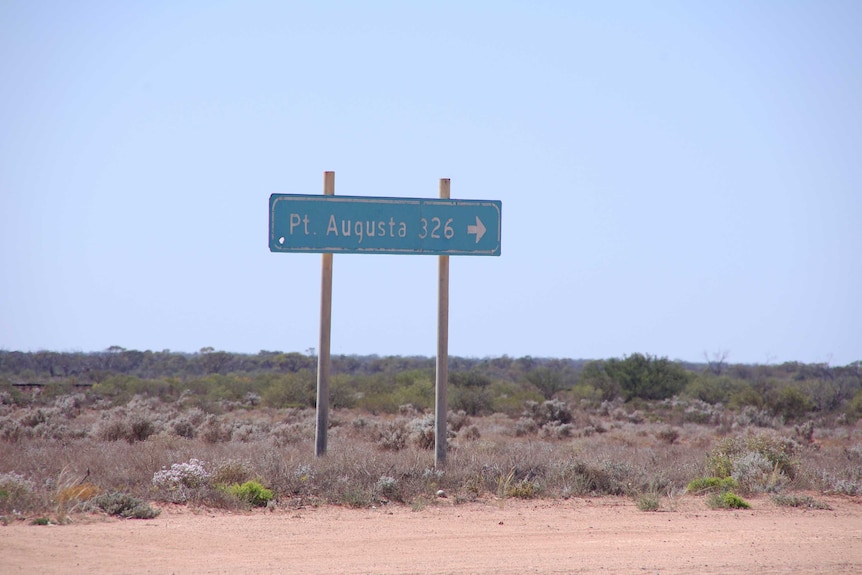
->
435;178;450;468
315;171;335;457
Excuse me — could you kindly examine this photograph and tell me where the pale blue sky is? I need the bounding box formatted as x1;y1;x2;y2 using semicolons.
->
2;1;860;365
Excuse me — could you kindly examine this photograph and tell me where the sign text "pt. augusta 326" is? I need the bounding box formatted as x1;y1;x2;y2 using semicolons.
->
269;194;501;256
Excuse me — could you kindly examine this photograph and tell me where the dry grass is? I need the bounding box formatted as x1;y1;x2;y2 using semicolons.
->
1;392;860;521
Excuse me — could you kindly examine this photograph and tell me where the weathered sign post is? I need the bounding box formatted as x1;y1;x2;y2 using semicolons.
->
269;173;501;466
315;172;334;457
435;179;450;468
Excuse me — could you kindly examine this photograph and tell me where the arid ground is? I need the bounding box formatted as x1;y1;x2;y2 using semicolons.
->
3;495;860;575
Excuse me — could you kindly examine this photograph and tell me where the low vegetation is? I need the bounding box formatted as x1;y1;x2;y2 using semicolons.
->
89;492;160;519
221;480;274;508
706;491;751;510
0;349;859;522
770;493;831;510
686;477;739;494
635;492;661;512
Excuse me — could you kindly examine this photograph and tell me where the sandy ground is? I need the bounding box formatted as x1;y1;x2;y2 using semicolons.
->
2;495;861;575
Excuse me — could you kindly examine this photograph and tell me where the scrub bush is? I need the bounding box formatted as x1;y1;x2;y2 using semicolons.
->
223;480;273;507
496;469;539;499
656;427;680;444
91;492;160;519
0;472;36;513
409;414;436;450
706;491;751;509
517;399;579;438
375;475;400;501
602;353;690;401
375;419;409;451
211;460;253;486
705;432;799;493
152;458;211;502
686;477;738;494
771;493;830;510
636;492;661;511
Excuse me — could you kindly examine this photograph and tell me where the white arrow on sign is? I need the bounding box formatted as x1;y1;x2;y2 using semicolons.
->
467;216;486;243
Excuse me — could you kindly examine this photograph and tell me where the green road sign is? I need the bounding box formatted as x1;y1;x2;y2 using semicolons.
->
269;194;501;256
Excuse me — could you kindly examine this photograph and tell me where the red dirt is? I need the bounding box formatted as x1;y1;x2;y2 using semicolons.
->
3;495;861;574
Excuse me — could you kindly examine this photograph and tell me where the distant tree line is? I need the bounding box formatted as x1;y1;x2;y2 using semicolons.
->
0;348;589;385
1;349;860;422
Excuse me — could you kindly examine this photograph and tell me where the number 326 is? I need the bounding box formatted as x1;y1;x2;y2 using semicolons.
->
419;217;454;240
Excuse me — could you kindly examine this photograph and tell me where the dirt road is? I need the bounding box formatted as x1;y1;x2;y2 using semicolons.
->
3;495;860;574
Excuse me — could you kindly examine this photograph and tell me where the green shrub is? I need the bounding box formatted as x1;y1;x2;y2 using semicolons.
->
329;375;359;409
393;379;435;412
707;491;750;509
525;367;567;400
260;373;315;408
768;386;814;421
488;381;544;415
684;376;735;405
450;385;493;416
686;477;738;494
223;480;273;507
602;353;691;401
579;361;622;401
729;386;765;410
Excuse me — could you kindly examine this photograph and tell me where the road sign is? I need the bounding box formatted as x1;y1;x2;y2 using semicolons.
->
269;194;501;256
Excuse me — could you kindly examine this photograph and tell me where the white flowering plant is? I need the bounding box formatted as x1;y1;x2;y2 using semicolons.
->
152;458;211;503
